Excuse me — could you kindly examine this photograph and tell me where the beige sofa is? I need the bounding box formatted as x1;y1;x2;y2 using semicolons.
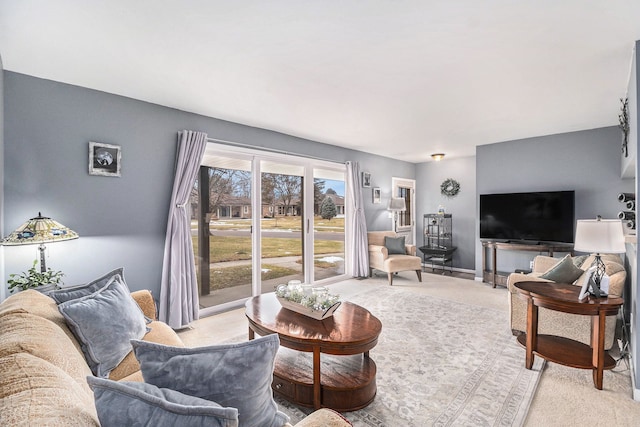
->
0;289;350;426
368;230;422;285
507;254;626;350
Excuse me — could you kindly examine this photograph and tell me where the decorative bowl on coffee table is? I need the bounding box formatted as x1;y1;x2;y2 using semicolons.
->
276;297;341;320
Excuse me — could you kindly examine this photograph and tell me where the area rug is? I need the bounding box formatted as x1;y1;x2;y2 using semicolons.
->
274;285;545;427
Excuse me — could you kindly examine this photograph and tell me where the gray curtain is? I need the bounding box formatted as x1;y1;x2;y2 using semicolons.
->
346;161;369;277
159;130;208;329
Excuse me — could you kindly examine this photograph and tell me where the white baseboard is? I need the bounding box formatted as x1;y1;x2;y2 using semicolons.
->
452;267;475;274
632;359;640;401
420;264;475;276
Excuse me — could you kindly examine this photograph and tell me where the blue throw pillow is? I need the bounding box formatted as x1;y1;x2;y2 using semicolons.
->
50;267;124;304
58;274;149;378
131;334;289;427
88;377;239;427
384;236;406;255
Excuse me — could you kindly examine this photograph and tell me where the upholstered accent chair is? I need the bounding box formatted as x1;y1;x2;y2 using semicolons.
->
368;231;422;285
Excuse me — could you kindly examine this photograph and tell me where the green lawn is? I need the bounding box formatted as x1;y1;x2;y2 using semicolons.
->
209;263;298;290
194;215;345;232
192;219;345;292
192;235;343;262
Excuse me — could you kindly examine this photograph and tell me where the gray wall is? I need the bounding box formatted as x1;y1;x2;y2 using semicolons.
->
415;156;476;270
630;40;640;398
475;127;635;277
351;151;415;232
0;56;4;301
2;71;414;297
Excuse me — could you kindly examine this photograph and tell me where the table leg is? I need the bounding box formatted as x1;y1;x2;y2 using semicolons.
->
592;311;606;390
492;247;497;288
313;347;321;409
525;298;538;370
248;327;254;341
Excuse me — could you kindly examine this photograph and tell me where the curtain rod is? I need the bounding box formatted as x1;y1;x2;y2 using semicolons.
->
206;137;343;165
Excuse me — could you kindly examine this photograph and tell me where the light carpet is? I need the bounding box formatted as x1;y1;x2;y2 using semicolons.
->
274;284;544;427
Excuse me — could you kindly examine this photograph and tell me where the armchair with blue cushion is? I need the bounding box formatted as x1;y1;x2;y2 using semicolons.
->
368;231;422;285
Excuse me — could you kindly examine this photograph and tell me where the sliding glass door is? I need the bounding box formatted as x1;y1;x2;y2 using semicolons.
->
313;168;346;281
260;161;305;293
192;154;254;310
192;143;348;314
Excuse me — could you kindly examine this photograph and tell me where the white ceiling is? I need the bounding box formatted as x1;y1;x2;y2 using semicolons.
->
2;1;640;163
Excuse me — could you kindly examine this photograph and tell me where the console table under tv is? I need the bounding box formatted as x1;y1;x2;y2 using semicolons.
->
481;241;574;288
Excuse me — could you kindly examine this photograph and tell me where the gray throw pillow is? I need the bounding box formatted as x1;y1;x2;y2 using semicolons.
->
87;377;239;427
384;236;406;255
540;254;584;283
58;274;149;378
131;334;289;427
571;255;589;269
50;267;124;304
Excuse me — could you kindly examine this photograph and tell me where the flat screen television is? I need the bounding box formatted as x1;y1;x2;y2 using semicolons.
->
479;190;575;244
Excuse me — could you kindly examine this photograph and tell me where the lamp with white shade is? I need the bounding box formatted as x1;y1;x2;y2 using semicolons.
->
388;198;406;232
574;216;625;298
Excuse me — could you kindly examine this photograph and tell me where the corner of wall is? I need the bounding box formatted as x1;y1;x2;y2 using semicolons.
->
0;53;5;301
631;38;640;400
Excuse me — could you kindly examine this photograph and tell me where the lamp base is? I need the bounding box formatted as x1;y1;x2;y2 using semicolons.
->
38;243;47;273
589;254;608;298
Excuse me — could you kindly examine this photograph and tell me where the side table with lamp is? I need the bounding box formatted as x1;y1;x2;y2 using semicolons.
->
513;217;626;390
2;212;79;293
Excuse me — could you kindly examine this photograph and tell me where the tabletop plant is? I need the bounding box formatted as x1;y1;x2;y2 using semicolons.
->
7;259;64;293
275;283;340;312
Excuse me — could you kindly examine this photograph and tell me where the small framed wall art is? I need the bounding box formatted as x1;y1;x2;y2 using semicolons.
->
362;172;371;187
373;187;381;204
89;141;121;177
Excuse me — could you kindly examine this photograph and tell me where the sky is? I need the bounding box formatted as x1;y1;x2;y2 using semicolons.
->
324;179;345;196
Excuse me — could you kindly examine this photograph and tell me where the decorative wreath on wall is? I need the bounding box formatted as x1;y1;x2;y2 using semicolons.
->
440;178;460;198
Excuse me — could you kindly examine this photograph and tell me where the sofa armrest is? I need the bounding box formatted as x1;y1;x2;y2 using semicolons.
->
607;270;626;298
532;255;561;273
292;408;352;426
131;290;157;320
506;272;552;293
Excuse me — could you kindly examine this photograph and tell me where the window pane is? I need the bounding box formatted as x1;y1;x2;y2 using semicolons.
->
191;156;253;309
261;161;304;289
398;186;412;227
314;169;345;280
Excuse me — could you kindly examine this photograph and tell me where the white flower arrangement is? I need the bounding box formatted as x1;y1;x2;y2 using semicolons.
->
275;283;340;312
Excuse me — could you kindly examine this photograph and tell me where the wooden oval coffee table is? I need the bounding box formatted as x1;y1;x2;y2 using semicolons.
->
245;293;382;412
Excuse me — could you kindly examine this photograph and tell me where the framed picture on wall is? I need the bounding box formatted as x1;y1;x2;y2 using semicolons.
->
89;141;121;177
373;187;381;203
362;172;371;187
